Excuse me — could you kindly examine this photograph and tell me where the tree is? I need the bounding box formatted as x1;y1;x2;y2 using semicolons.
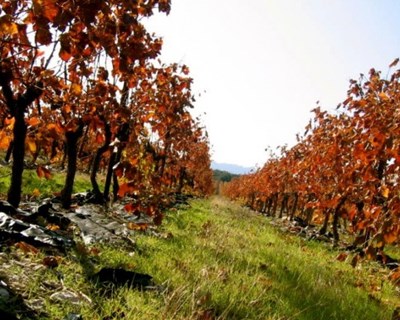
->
0;0;171;208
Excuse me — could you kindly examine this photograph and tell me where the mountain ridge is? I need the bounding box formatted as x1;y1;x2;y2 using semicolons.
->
211;161;253;175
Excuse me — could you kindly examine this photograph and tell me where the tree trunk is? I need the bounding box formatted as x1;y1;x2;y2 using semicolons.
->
279;193;288;218
0;75;43;208
289;192;298;221
7;109;26;207
319;208;331;235
5;140;13;163
332;197;347;247
272;193;278;216
103;148;117;201
112;147;123;200
90;122;111;204
78;124;90;158
61;123;84;209
112;123;130;200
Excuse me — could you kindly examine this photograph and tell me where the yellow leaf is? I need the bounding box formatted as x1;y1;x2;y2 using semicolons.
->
26;138;37;154
381;185;390;198
71;83;82;95
32;188;41;197
0;15;18;36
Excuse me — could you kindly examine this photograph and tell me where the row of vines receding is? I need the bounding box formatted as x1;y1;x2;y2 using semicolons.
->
223;59;400;258
0;0;214;223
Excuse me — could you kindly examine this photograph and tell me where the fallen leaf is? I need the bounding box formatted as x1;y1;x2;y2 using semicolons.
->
15;241;39;254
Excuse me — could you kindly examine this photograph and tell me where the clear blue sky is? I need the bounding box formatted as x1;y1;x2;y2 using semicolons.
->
145;0;400;168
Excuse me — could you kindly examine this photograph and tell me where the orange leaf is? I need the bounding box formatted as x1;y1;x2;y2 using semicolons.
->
379;92;389;101
41;0;59;22
0;133;11;150
381;185;390;198
46;224;60;231
118;182;136;197
15;241;39;254
127;222;148;231
383;231;397;244
28;117;41;127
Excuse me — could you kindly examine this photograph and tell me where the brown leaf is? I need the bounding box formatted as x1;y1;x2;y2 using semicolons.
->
153;213;163;226
37;166;52;179
43;256;59;268
351;254;361;268
336;252;348;262
15;241;39;254
389;268;400;285
389;58;399;68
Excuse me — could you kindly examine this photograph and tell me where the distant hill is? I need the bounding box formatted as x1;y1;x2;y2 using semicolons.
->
211;162;253;175
213;169;239;183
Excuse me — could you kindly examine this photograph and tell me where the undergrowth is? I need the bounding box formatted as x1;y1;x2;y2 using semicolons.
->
1;197;398;319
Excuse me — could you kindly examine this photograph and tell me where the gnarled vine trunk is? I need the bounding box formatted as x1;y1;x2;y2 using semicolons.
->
0;71;43;208
61;122;84;209
90;121;111;204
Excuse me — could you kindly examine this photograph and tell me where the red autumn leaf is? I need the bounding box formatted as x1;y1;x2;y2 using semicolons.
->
124;203;138;212
96;132;105;144
118;182;136;197
37;165;52;179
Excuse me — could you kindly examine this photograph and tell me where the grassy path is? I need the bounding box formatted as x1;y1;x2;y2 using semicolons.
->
5;197;398;319
94;196;397;319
